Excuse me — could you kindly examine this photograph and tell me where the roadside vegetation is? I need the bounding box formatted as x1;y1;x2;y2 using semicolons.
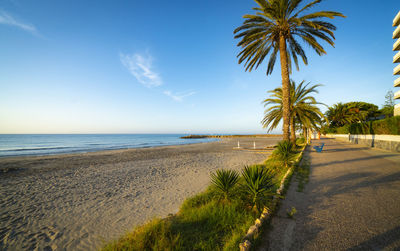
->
103;141;304;251
295;154;310;192
322;92;400;135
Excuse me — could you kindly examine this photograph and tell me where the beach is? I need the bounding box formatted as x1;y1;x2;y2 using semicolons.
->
0;136;280;250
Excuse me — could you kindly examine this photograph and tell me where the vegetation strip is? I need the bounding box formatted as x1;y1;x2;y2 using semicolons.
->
102;141;306;250
239;144;307;251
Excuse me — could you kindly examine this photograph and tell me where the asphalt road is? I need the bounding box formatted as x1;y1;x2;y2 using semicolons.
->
257;138;400;251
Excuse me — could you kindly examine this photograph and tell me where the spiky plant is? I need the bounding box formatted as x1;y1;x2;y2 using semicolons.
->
210;169;240;201
242;165;275;212
273;140;297;169
234;0;344;141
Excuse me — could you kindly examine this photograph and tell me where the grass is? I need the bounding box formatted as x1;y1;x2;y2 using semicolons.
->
295;155;310;192
102;187;258;251
102;142;306;251
103;164;284;251
286;207;297;218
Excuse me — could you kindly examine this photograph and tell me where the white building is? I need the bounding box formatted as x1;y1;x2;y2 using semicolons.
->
393;11;400;115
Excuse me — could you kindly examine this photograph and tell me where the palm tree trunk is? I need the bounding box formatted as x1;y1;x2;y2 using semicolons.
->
290;118;296;144
279;35;291;142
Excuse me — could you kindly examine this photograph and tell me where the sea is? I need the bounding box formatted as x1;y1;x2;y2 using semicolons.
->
0;134;218;158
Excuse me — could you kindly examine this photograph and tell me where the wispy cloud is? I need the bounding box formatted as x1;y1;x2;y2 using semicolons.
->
120;52;162;88
163;90;196;102
0;10;37;34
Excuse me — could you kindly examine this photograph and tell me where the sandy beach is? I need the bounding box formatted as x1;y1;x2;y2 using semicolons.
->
0;136;280;250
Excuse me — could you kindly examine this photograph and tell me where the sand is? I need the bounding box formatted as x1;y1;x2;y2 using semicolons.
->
0;136;280;250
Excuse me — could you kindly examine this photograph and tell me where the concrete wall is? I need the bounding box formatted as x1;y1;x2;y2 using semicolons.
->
325;134;400;153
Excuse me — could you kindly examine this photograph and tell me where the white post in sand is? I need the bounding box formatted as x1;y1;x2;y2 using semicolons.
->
237;141;240;148
253;141;256;149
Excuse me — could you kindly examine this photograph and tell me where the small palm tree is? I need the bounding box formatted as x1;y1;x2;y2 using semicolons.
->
262;80;325;143
210;169;240;201
242;165;275;212
273;140;296;169
234;0;344;141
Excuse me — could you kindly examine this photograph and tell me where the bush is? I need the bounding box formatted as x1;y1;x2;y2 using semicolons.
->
328;116;400;135
295;137;305;145
241;165;275;213
210;169;240;201
272;140;296;169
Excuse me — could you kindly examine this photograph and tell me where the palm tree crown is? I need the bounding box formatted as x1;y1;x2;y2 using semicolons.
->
234;0;344;141
326;103;368;128
262;80;325;141
234;0;344;74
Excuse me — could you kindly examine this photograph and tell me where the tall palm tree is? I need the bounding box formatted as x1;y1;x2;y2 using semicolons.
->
261;80;325;143
234;0;344;141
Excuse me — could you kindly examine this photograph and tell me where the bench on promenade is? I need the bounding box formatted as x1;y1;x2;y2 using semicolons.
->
313;143;325;153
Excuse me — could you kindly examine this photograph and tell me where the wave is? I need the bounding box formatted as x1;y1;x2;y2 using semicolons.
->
1;146;72;152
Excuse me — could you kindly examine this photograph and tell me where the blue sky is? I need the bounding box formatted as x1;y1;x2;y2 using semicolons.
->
0;0;399;134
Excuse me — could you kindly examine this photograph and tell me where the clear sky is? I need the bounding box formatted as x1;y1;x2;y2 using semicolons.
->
0;0;399;134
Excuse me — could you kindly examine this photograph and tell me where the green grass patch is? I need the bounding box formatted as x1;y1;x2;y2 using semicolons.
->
286;207;297;219
295;156;310;192
102;187;260;251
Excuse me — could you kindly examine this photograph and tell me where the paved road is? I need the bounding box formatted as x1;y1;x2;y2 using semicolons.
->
257;138;400;251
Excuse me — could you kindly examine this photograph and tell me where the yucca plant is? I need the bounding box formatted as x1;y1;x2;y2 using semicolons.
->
210;169;240;201
242;165;275;212
273;140;297;169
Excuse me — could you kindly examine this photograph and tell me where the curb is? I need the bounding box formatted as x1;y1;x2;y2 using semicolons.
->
239;144;307;251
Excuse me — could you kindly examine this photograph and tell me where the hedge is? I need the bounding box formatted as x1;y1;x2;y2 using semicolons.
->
326;116;400;135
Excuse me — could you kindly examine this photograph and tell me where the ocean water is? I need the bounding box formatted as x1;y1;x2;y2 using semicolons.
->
0;134;218;157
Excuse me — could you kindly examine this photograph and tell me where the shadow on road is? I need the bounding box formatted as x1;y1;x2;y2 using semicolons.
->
347;225;400;250
311;154;398;168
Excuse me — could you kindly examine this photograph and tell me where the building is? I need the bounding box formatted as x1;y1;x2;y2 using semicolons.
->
393;11;400;116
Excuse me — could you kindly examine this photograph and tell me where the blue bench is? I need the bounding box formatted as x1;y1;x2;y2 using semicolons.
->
313;143;325;153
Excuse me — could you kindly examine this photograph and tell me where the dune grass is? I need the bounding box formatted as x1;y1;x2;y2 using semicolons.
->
103;143;305;251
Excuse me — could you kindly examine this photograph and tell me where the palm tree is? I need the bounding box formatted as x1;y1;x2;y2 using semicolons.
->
325;103;364;127
296;103;324;142
234;0;344;141
261;80;325;143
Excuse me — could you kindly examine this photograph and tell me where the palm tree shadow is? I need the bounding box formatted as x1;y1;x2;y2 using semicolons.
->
318;171;400;197
284;148;400;250
347;225;400;250
322;147;371;152
311;154;399;168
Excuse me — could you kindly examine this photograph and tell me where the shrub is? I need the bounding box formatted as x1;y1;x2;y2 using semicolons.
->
272;140;296;169
210;169;240;201
241;165;275;213
328;116;400;135
295;137;305;146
